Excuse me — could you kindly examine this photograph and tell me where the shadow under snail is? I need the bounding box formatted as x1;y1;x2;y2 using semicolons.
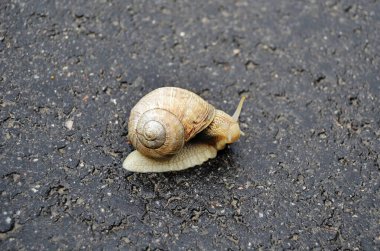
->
122;87;245;173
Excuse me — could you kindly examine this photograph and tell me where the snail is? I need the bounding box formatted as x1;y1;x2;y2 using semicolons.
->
122;87;245;173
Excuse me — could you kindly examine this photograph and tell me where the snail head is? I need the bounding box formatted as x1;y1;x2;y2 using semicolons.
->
200;96;246;150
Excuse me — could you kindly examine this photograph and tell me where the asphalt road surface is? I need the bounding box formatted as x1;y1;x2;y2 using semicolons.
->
1;0;379;250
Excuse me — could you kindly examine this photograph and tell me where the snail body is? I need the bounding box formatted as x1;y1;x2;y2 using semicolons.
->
123;87;245;173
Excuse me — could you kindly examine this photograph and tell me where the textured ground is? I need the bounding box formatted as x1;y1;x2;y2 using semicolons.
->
1;0;379;250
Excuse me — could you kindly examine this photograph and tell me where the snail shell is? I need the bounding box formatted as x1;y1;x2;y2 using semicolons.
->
127;87;215;158
123;87;245;173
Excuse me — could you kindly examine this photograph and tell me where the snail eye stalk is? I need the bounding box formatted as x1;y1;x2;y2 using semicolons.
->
232;96;246;121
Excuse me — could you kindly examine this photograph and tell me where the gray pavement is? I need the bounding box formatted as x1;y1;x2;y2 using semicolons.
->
1;0;379;249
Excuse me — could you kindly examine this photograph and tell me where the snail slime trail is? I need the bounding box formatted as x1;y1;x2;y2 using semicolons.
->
123;87;246;173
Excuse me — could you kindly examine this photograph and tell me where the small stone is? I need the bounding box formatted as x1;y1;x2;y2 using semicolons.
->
290;233;299;240
122;237;131;244
233;49;240;56
65;120;74;130
318;131;327;139
245;60;258;70
0;216;14;233
324;200;332;207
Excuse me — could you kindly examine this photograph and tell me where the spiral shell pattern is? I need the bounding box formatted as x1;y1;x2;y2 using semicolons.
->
128;87;216;158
